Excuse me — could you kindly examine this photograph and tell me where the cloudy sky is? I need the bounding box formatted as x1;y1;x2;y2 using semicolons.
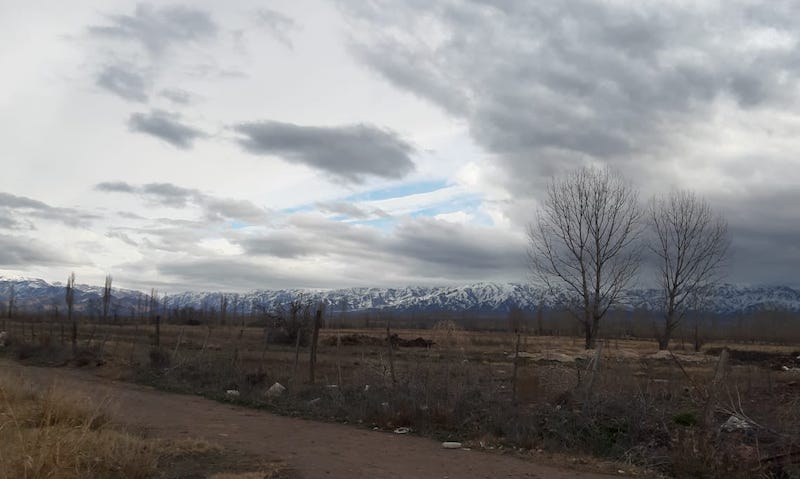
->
1;0;799;292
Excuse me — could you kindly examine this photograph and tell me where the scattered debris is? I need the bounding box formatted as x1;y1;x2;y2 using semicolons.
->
442;442;462;449
308;397;321;406
225;389;240;397
265;382;286;398
720;415;754;433
363;384;370;392
393;427;411;434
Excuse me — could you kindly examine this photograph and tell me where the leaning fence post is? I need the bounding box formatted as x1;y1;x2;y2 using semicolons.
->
704;348;729;429
173;327;184;361
584;340;604;404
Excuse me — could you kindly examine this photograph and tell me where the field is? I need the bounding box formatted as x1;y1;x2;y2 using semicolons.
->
2;315;800;478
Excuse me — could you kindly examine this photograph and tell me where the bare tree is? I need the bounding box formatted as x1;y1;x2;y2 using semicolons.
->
7;284;14;319
219;293;228;326
66;272;76;351
649;189;729;350
102;275;112;323
528;167;643;349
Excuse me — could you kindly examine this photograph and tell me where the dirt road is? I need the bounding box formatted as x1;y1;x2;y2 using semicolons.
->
9;362;622;479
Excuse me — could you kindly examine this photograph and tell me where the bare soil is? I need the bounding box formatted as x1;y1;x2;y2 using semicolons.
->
8;361;622;479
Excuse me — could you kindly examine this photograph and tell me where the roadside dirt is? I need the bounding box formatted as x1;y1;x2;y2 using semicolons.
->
7;362;624;479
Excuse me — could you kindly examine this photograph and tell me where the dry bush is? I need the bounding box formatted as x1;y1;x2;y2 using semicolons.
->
0;371;157;479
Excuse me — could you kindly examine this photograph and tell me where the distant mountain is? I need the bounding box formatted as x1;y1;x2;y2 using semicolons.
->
0;276;798;317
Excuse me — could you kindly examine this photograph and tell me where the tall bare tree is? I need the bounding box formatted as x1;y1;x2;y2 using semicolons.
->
7;284;14;319
649;189;729;350
102;275;112;323
219;293;228;326
528;167;643;349
66;272;76;351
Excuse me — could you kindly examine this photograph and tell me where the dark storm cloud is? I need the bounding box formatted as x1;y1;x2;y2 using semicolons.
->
94;181;268;224
254;8;299;48
713;188;800;286
233;121;415;182
340;1;800;183
339;0;800;286
0;235;70;266
0;192;97;228
88;3;217;56
128;110;205;149
388;218;526;275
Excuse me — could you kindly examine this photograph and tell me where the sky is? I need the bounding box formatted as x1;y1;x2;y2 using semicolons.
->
1;0;799;292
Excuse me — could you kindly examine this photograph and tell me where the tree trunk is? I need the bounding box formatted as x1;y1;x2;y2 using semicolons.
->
658;310;676;350
584;317;600;349
658;323;673;350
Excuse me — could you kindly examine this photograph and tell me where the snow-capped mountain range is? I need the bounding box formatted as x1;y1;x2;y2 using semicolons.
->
0;276;798;317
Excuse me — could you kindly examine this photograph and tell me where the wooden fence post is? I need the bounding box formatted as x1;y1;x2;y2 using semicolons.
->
308;309;322;384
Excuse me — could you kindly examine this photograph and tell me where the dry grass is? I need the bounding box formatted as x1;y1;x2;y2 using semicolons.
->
0;370;251;479
0;370;158;479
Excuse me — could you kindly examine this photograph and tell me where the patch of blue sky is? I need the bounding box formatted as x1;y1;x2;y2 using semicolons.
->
469;208;495;226
229;220;249;230
408;196;484;219
353;216;397;231
278;204;315;215
344;179;449;203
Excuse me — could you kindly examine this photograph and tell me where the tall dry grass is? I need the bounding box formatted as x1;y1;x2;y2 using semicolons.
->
0;370;157;479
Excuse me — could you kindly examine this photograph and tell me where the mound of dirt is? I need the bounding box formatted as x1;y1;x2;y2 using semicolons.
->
392;335;435;348
706;348;800;370
322;334;385;347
